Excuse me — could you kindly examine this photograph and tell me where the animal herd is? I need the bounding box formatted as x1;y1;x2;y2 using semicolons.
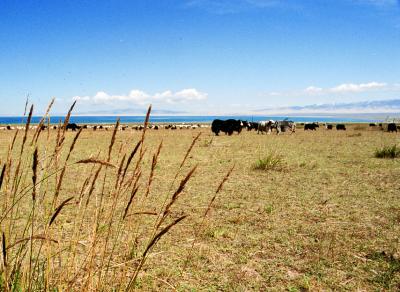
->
211;119;297;136
0;123;210;131
0;121;398;134
209;119;360;135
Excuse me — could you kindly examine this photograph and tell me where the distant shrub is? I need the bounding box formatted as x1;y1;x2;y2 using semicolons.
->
252;153;285;171
374;145;400;159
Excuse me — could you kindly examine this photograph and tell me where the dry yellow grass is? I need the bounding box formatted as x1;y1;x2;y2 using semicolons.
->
0;121;400;291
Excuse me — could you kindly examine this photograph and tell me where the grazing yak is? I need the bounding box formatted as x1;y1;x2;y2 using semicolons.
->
240;121;250;130
336;124;346;130
66;123;80;131
388;123;397;132
278;120;296;134
247;122;258;131
211;119;243;136
326;124;333;130
304;123;319;131
257;120;273;134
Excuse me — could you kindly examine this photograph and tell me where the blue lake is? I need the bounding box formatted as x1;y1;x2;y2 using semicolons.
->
0;115;381;125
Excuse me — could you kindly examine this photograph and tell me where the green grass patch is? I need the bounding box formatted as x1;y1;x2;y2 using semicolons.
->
367;251;400;289
252;153;285;171
374;145;400;159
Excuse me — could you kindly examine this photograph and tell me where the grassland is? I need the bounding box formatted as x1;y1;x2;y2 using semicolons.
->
0;119;400;291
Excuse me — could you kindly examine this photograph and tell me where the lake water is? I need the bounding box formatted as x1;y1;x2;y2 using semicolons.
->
0;115;381;125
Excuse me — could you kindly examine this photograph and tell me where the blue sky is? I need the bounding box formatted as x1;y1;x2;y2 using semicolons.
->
0;0;399;115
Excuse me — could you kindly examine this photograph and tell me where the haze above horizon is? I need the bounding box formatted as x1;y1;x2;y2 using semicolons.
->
0;0;399;115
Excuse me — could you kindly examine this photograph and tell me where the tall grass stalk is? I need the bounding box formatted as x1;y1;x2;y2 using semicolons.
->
0;101;227;290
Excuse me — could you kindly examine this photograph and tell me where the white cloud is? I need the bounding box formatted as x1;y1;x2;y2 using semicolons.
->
175;88;208;100
330;82;387;93
72;88;208;106
268;81;390;97
72;95;90;101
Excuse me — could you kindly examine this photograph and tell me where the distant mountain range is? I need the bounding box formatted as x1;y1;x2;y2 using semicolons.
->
253;99;400;116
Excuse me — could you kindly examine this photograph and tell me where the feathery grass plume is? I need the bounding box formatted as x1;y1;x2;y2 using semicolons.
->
114;154;126;190
159;165;197;228
21;104;33;155
108;118;120;162
54;102;76;165
123;186;140;220
7;235;58;250
23;94;29;116
46;115;50;140
144;215;187;257
86;165;103;206
127;215;188;290
0;164;5;191
117;140;125;157
60;101;76;137
144;140;163;197
139;105;152;156
55;119;62;149
12;105;33;193
32;148;38;201
121;141;141;182
171;165;197;202
31;98;55;145
177;132;201;174
67;127;82;160
49;197;74;226
29;147;38;291
9;129;19;153
124;168;142;209
215;164;235;194
123;146;147;190
78;176;91;202
76;152;101;199
76;159;116;168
